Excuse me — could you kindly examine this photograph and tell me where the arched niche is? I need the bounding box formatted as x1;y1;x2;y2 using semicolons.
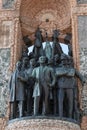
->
19;0;73;62
6;0;82;122
20;0;71;41
4;0;77;71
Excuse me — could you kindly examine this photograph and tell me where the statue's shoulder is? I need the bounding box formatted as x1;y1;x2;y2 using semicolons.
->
33;66;39;70
36;67;41;73
66;68;76;76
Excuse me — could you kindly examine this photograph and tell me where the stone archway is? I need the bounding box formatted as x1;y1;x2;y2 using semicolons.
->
20;0;71;40
19;0;79;67
18;0;80;70
6;0;77;71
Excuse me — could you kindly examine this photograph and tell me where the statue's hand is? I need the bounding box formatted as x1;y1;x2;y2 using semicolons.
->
18;76;27;82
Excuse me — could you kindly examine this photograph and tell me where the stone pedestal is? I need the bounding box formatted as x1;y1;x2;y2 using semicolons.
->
5;117;81;130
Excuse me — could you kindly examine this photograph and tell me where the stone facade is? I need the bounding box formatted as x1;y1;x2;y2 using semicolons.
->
0;49;10;130
78;16;87;115
0;0;87;130
78;16;87;48
20;0;71;39
79;48;87;115
0;48;10;117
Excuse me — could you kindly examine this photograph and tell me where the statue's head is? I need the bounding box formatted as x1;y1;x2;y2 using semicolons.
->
35;27;42;38
52;29;60;41
16;61;21;67
39;56;46;64
22;57;29;67
16;61;21;70
30;58;36;66
64;33;72;44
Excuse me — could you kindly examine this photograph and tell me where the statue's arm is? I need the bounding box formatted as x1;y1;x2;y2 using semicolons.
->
31;69;38;81
75;69;85;86
32;68;40;83
48;70;56;87
18;75;27;82
17;71;28;82
56;68;67;76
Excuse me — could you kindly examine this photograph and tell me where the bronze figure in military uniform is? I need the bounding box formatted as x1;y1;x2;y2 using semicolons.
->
9;61;21;119
33;27;44;60
56;54;85;118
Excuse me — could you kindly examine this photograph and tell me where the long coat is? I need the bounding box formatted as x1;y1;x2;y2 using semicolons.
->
9;69;25;102
32;66;49;97
32;65;56;97
32;67;41;97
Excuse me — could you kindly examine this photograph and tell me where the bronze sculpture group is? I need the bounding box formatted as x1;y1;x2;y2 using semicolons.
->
9;28;85;122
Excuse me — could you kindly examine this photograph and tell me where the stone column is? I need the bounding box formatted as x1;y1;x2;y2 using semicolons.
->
71;1;87;130
0;1;22;130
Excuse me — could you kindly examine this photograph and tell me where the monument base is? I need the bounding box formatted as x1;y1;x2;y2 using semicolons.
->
5;116;81;130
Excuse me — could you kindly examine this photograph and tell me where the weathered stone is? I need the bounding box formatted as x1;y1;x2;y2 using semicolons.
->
78;16;87;48
0;49;10;117
79;48;87;119
5;118;81;130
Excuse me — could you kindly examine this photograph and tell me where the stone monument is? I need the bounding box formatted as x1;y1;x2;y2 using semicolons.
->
7;28;85;130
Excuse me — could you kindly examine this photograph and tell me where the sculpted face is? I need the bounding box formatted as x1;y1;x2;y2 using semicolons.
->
30;59;36;66
16;61;21;70
39;56;46;64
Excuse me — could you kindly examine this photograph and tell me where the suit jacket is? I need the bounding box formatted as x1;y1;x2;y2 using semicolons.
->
32;67;40;97
32;66;49;97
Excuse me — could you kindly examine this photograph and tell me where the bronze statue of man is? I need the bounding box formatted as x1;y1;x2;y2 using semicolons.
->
32;56;47;115
33;27;44;60
52;30;63;59
25;58;36;116
9;61;21;119
44;32;52;61
32;56;55;116
15;57;29;118
55;54;85;119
